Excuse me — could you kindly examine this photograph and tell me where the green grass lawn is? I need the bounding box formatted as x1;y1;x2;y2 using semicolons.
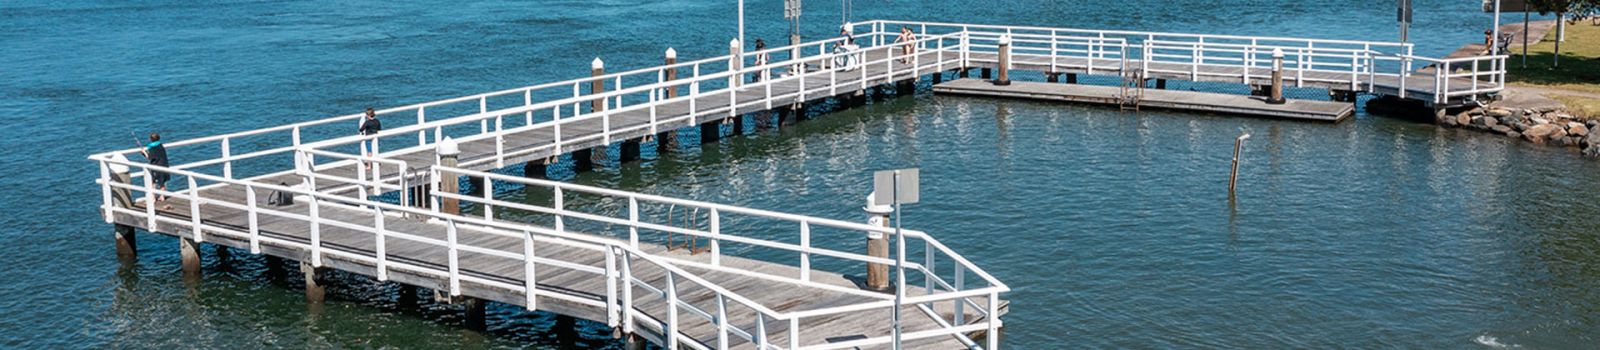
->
1507;20;1600;98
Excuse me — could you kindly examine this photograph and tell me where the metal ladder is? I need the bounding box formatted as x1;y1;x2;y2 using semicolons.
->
1119;67;1144;111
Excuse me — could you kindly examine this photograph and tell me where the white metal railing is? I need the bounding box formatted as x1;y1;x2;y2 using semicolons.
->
862;20;1505;105
431;165;1007;349
92;153;1006;350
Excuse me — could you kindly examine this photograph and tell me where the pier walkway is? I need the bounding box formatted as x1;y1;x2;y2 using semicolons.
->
92;20;1508;350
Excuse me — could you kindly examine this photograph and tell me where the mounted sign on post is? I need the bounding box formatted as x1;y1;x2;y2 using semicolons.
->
873;169;919;205
872;168;917;350
1397;0;1413;43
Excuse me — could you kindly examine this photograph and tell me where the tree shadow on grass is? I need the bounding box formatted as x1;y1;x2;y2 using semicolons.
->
1507;52;1600;86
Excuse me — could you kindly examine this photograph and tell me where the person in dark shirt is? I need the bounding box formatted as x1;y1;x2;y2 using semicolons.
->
140;132;173;210
358;107;382;170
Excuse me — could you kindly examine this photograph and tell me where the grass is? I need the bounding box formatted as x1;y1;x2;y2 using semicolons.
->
1506;19;1600;116
1551;95;1600;119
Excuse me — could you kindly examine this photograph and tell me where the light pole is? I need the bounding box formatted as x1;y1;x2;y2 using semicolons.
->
738;0;745;56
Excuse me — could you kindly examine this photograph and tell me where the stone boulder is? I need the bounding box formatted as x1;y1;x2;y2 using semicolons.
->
1550;128;1570;144
1487;108;1514;118
1509;131;1522;139
1485;117;1499;128
1524;124;1560;143
1567;122;1588;137
1457;113;1473;126
1492;125;1512;134
1588;130;1600;156
1532;117;1551;125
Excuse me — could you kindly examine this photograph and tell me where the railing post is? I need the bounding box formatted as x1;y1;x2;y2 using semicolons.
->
479;96;488;133
245;184;259;254
220;138;232;179
375;206;388;281
620;250;633;334
593;58;609;144
665;272;680;349
447;218;460;296
482;177;493;220
628;197;639;248
800;221;812;281
789;318;801;350
606;246;618;328
987;292;1000;350
553;186;565;232
716;294;729;349
524;89;534;125
309;189;322;267
524;229;538;311
710;208;721;266
954;264;965;325
188;176;202;243
756;314;768;349
417;108;427;146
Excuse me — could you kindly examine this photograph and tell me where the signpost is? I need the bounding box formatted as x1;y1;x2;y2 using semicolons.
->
873;168;918;350
1398;0;1413;43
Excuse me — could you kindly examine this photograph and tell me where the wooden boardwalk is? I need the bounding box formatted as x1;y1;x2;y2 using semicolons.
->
110;189;1000;350
933;78;1354;122
104;43;1004;350
94;20;1516;350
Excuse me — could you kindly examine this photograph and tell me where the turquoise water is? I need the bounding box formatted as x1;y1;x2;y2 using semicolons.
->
3;1;1594;348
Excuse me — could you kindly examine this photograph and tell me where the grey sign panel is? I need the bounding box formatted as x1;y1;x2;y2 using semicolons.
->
873;168;919;205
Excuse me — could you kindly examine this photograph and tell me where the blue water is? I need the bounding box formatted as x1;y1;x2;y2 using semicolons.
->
3;1;1592;349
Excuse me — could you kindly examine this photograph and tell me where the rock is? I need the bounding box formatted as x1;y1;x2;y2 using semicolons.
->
1509;131;1522;138
1590;127;1600;148
1586;145;1600;157
1487;108;1514;118
1533;117;1551;125
1492;125;1512;134
1524;124;1560;143
1457;113;1473;126
1550;128;1570;143
1513;122;1530;132
1485;117;1499;128
1442;116;1459;127
1568;122;1589;137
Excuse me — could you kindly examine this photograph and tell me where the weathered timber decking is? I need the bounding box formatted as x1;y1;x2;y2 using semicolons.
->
933;78;1355;122
112;188;1003;350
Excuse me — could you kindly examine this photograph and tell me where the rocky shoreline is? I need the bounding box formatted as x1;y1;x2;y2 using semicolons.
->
1436;105;1600;157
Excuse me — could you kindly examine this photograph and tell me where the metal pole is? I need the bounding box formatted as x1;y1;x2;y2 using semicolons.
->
1491;0;1501;55
738;0;745;56
891;170;904;350
1523;11;1530;67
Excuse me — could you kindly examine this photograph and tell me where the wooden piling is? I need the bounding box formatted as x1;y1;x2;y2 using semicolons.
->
1268;49;1285;105
572;148;595;173
438;137;461;216
463;297;488;331
665;48;678;99
524;159;549;179
993;35;1012;86
179;237;201;276
865;196;892;291
302;261;328;303
700;122;721;144
592;58;606;113
110;163;137;258
620;138;642;162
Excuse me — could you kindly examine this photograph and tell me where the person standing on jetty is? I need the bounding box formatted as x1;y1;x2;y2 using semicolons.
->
357;107;381;170
140;132;172;210
752;39;770;83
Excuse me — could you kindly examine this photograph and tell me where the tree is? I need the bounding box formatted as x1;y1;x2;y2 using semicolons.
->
1528;0;1600;67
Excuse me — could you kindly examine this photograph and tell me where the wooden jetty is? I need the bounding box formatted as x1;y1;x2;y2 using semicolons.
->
934;78;1354;121
91;20;1510;350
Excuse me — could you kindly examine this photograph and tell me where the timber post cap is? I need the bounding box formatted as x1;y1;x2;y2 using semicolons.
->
997;35;1011;46
665;47;677;59
592;57;605;70
730;38;740;48
108;154;131;174
437;136;460;157
1272;48;1284;59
